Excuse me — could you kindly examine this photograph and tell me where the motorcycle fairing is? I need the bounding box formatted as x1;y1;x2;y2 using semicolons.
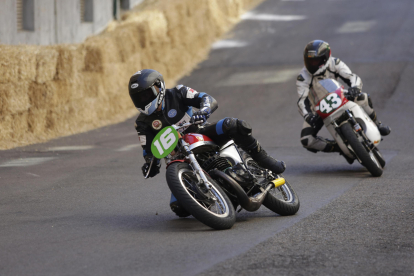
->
324;101;381;158
315;90;349;119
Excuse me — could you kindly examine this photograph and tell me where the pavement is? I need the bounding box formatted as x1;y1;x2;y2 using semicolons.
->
1;0;413;275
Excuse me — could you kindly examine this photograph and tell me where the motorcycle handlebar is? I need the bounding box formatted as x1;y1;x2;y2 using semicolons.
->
172;120;206;131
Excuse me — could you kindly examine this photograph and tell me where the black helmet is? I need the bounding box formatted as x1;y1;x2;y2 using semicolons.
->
128;69;166;115
303;40;331;75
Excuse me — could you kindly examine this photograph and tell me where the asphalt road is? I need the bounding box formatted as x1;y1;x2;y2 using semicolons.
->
1;0;413;275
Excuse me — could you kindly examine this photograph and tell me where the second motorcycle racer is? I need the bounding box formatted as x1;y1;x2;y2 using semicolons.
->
297;40;391;154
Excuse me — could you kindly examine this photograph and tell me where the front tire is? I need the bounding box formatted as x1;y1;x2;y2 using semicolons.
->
373;147;386;168
340;122;383;177
166;162;236;230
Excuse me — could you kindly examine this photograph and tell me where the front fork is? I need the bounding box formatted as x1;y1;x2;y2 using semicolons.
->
343;110;375;151
178;138;212;191
333;110;375;161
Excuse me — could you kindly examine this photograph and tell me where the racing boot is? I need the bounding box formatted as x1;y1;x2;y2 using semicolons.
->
169;193;191;218
370;111;391;136
323;139;354;164
324;139;355;165
323;139;341;153
243;141;286;175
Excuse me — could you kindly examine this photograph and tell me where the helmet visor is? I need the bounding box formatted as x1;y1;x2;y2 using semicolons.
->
305;56;327;74
131;86;158;110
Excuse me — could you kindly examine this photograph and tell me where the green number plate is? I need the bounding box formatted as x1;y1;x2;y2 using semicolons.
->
151;126;179;159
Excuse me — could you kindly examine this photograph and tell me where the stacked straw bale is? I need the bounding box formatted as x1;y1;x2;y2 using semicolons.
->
0;0;264;149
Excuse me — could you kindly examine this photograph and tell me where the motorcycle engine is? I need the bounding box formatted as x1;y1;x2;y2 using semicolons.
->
198;153;253;188
199;153;232;172
225;163;254;187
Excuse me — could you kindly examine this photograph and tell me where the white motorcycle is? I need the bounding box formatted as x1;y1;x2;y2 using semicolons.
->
311;79;385;177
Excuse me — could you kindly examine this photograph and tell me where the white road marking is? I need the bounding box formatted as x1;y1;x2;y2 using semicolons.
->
26;173;40;177
337;20;376;33
211;40;248;49
217;69;300;87
116;144;140;152
241;12;306;21
0;157;56;167
47;146;94;151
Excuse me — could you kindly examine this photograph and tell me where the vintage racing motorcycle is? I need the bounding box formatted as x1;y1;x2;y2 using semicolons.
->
147;121;300;230
310;79;386;177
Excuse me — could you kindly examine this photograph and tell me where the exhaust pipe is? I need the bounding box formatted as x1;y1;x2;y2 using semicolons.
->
209;169;280;212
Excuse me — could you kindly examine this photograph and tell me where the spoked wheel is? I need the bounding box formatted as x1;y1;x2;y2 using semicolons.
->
243;154;300;216
340;122;383;177
166;162;236;230
373;147;386;168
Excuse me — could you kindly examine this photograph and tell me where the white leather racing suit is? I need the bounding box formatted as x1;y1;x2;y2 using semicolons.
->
297;57;374;152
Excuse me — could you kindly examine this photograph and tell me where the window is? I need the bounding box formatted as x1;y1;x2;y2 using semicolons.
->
17;0;35;31
120;0;130;10
80;0;94;23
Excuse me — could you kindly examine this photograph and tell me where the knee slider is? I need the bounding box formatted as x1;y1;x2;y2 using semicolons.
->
301;127;317;138
301;138;309;147
236;119;252;136
221;117;238;136
222;118;252;137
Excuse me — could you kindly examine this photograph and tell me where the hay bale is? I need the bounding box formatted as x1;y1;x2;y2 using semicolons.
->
0;114;13;144
28;82;56;110
85;35;121;64
84;45;103;72
0;45;38;84
49;80;76;105
111;28;141;63
123;53;142;77
0;82;31;115
8;112;29;141
36;47;59;83
55;44;83;81
0;0;265;149
27;108;48;137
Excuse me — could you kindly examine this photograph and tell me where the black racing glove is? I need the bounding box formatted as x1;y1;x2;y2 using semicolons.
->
190;107;211;124
347;87;361;101
141;157;161;178
304;113;319;128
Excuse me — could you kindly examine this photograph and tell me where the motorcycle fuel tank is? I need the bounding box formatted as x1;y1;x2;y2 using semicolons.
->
183;133;218;153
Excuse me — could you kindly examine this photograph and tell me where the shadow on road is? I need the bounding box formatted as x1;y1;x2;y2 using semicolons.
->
85;209;287;233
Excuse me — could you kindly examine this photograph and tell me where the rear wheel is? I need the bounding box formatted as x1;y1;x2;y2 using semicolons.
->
166;162;236;230
263;178;300;216
340;122;383;177
243;154;300;216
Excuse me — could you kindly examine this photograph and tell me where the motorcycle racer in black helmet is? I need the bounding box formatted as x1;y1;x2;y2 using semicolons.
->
129;69;166;115
129;69;286;217
297;40;391;155
304;40;332;76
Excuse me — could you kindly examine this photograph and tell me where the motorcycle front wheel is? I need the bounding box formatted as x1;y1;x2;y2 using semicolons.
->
340;122;383;177
166;162;236;230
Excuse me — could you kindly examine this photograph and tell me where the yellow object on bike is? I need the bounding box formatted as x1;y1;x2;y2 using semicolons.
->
271;178;286;188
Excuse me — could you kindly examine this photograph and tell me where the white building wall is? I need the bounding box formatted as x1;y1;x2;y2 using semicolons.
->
0;0;55;45
0;0;143;45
